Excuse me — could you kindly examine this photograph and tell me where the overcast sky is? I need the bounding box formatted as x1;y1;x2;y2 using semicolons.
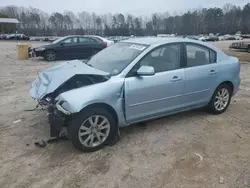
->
1;0;249;15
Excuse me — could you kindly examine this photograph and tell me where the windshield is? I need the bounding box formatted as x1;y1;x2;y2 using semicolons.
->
87;42;148;76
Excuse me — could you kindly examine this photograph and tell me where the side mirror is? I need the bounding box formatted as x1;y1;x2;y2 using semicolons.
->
137;66;155;76
60;42;65;46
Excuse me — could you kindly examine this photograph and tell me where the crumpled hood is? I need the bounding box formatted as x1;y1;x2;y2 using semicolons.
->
30;60;109;100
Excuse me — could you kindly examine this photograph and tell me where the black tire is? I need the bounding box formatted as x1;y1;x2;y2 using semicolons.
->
69;107;117;152
44;50;57;61
248;46;250;53
207;84;232;114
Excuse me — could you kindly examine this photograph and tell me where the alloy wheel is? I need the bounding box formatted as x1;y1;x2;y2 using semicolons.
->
214;88;230;111
46;51;56;61
78;115;111;148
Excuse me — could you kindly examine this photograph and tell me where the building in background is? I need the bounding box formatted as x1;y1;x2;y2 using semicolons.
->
0;18;20;33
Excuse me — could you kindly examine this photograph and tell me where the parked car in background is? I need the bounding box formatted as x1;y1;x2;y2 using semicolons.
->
218;35;226;41
103;36;129;43
183;35;199;40
225;35;237;40
198;36;207;41
6;34;30;40
32;35;107;61
85;35;115;46
30;36;61;42
47;36;61;42
219;34;243;41
234;35;243;40
30;37;241;152
206;35;219;41
0;34;8;39
230;41;250;53
241;34;250;39
199;35;218;42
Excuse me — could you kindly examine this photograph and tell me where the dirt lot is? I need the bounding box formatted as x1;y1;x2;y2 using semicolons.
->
0;40;250;188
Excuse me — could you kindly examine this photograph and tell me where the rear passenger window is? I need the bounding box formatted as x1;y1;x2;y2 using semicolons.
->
79;37;97;44
186;44;216;67
90;37;103;43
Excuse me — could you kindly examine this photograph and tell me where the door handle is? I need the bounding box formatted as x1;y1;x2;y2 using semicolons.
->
209;70;217;75
170;76;182;82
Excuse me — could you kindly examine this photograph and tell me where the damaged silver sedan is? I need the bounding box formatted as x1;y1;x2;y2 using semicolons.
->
30;37;240;152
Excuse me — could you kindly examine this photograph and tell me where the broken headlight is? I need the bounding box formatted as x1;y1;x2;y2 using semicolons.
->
56;100;71;115
40;96;54;105
45;97;53;103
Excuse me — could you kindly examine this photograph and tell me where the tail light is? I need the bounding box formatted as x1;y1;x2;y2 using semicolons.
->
104;42;108;47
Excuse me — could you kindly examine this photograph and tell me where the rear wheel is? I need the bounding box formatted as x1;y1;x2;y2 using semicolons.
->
44;50;56;61
207;84;232;114
248;46;250;53
69;108;117;152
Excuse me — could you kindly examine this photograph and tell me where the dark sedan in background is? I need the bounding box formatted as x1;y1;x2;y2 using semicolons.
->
6;34;30;40
32;35;107;61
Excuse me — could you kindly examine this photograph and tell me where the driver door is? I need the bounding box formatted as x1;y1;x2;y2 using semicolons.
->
124;43;185;123
57;37;79;59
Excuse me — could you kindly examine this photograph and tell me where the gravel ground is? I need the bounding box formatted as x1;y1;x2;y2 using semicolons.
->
0;40;250;188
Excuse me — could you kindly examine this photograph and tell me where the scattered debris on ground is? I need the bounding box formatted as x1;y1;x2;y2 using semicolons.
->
13;119;22;124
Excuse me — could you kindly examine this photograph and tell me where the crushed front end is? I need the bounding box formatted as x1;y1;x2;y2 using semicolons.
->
48;103;69;137
29;60;110;138
37;96;70;138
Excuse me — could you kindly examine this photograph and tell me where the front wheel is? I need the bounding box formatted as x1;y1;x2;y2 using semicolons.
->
69;108;117;152
44;50;57;61
207;84;232;114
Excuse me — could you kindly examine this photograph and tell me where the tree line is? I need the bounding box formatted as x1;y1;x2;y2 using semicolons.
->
0;3;250;36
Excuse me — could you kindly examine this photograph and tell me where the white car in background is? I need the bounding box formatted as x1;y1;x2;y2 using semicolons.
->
86;35;115;46
235;34;243;40
198;36;209;41
219;34;243;41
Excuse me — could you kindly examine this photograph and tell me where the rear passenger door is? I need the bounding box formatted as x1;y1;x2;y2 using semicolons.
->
183;43;218;108
78;37;104;59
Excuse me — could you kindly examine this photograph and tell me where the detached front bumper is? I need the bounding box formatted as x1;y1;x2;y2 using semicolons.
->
47;106;67;137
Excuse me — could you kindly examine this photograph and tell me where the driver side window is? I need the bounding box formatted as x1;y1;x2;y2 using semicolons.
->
139;44;181;73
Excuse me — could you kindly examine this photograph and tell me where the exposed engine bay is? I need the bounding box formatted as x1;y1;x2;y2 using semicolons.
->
41;74;109;105
29;60;111;138
40;74;110;137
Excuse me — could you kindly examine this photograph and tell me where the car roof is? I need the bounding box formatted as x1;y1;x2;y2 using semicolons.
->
122;37;203;45
85;35;111;41
121;37;222;52
85;35;103;38
66;35;87;37
63;35;98;38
